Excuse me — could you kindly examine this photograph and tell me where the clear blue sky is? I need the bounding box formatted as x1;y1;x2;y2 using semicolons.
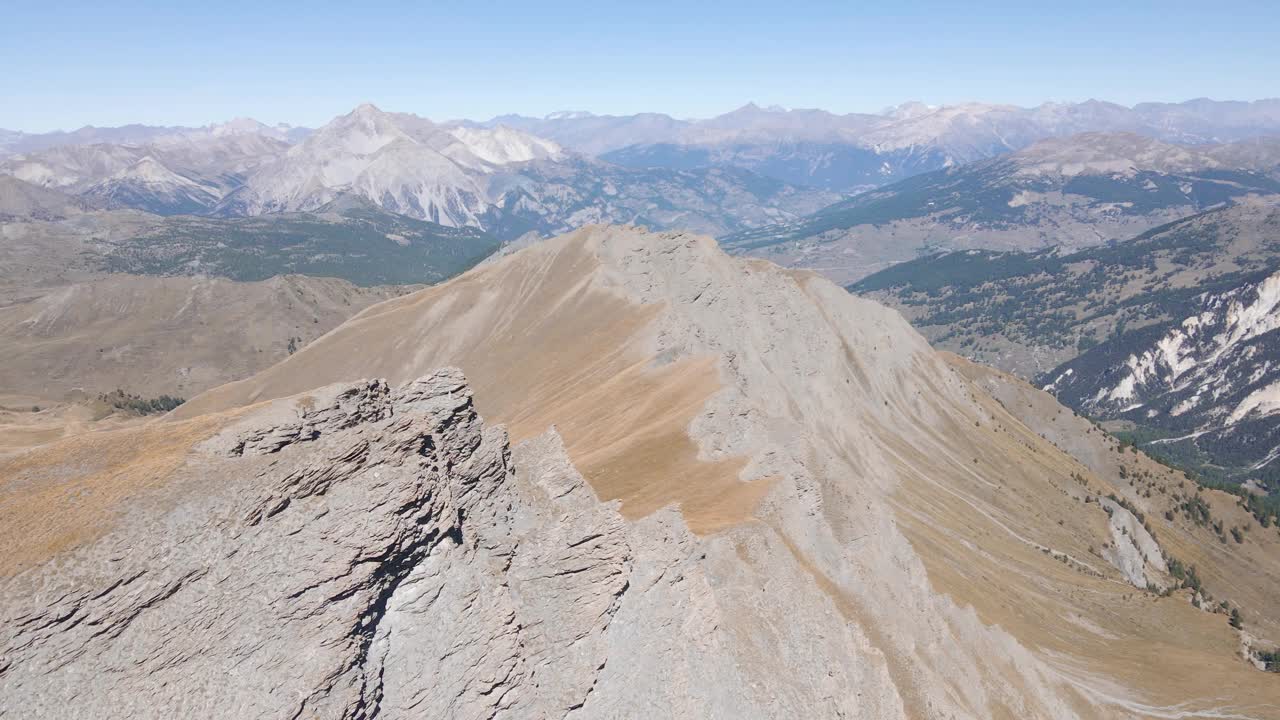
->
4;0;1278;131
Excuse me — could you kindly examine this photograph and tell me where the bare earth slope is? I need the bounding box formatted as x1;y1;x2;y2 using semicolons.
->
0;175;95;221
0;274;411;402
950;354;1280;655
4;226;1279;718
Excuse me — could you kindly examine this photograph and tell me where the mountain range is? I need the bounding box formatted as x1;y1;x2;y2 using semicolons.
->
7;99;1278;283
0;117;310;157
723;132;1280;282
8;79;1280;720
1;104;838;239
489;98;1280;190
0;130;291;215
6;98;1280;225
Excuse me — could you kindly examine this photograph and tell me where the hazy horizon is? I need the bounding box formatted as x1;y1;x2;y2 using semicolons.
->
6;95;1280;135
5;0;1278;132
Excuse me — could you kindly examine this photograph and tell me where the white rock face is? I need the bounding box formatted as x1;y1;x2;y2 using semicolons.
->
1060;270;1280;431
448;126;563;165
1100;497;1168;589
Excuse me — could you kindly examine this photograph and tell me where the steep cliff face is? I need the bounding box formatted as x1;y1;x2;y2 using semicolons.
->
4;226;1279;719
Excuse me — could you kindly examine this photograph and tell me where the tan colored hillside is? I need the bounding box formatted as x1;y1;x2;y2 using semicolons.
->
0;273;411;456
950;353;1280;648
0;273;411;401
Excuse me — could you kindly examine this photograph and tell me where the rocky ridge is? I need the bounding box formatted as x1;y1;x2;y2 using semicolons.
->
3;226;1279;718
1;370;632;718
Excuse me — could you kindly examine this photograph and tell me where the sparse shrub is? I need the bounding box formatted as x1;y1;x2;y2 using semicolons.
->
99;389;185;416
1255;648;1280;672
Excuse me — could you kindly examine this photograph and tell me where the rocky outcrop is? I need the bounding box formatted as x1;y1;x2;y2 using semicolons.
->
1099;497;1169;589
0;370;635;719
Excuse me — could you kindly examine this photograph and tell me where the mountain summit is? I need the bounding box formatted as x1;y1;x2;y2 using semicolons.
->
218;104;563;225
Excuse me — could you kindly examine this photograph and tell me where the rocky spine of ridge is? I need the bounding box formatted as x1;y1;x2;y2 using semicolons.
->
6;225;1280;719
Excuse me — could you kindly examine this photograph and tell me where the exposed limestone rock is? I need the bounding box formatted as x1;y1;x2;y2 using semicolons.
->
1100;497;1168;589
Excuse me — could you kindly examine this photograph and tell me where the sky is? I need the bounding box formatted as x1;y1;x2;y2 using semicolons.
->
3;0;1279;132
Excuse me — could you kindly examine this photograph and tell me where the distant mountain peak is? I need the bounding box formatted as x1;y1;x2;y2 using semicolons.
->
348;102;386;118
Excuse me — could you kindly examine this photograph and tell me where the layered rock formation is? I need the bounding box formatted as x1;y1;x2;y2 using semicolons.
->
2;371;623;718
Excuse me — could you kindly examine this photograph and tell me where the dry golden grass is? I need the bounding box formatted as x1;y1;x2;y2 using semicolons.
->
877;355;1280;713
0;414;226;578
0;273;403;403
